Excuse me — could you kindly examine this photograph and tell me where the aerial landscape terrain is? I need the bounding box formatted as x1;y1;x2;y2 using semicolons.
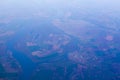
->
0;0;120;80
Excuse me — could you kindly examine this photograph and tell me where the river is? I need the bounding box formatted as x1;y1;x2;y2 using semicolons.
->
6;31;36;80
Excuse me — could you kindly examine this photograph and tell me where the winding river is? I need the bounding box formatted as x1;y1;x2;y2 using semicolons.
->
6;32;36;80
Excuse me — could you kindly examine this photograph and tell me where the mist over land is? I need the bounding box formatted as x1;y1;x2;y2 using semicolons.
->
0;0;120;80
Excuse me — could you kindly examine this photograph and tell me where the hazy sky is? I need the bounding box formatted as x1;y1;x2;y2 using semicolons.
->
0;0;120;19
